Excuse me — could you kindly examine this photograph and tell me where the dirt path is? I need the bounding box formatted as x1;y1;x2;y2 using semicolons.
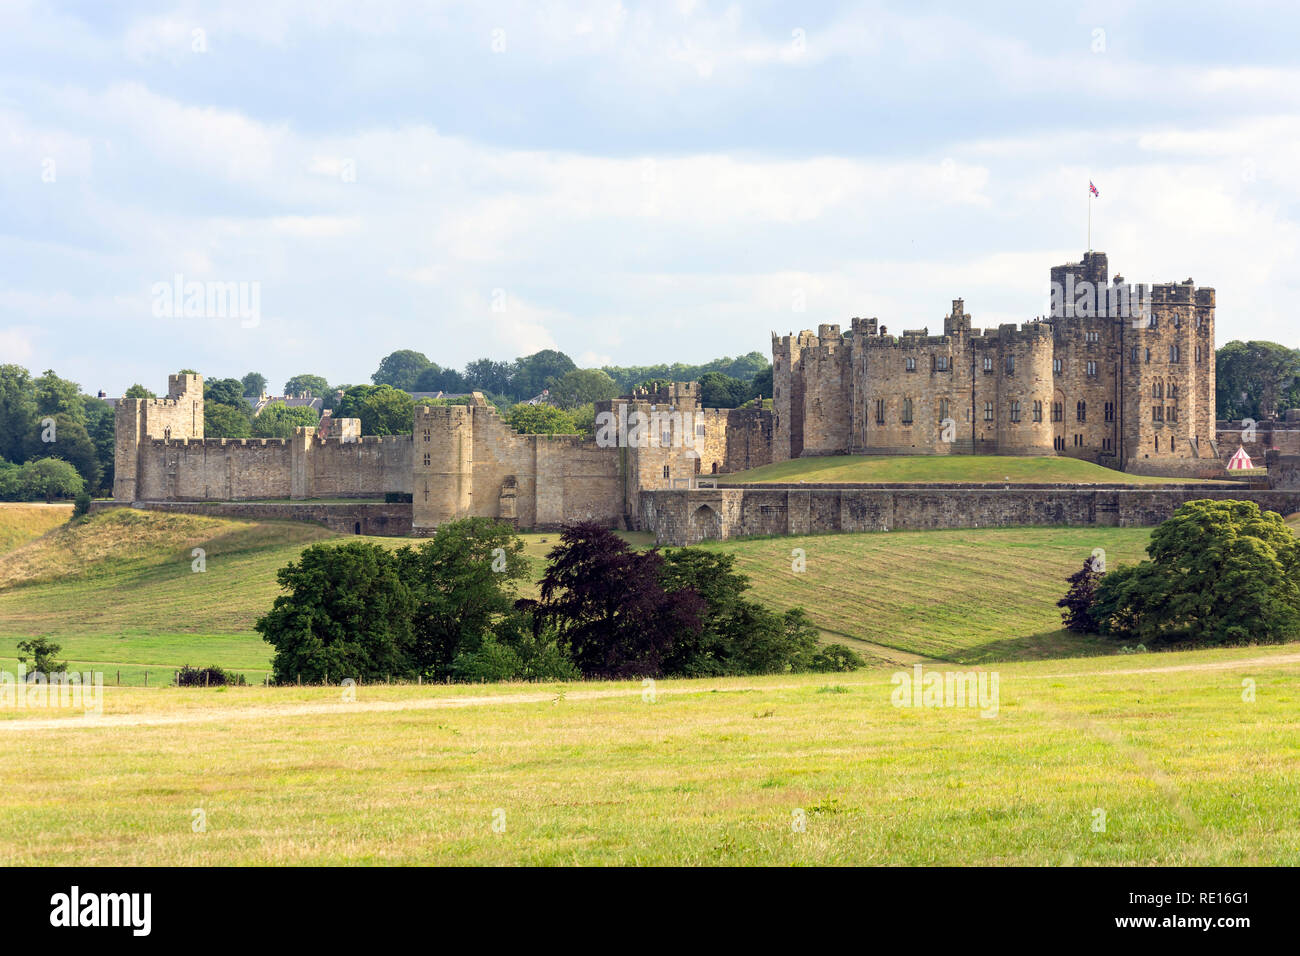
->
3;652;1297;733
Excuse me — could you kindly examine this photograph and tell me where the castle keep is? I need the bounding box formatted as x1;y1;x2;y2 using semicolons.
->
773;252;1217;473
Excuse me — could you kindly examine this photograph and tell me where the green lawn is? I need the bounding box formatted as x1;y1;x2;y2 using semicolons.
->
725;454;1222;485
0;502;73;555
2;644;1297;865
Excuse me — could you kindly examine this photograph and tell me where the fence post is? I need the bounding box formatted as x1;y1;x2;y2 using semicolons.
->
116;669;120;686
144;670;148;687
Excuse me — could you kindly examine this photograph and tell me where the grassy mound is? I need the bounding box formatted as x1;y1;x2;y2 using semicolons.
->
724;454;1216;485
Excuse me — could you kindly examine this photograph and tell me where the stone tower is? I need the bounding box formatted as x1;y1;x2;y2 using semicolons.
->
112;373;204;501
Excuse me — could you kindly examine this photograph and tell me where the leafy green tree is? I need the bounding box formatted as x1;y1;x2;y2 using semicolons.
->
1092;499;1300;646
0;365;36;465
204;377;248;409
1216;340;1300;420
82;398;115;492
750;365;773;402
698;371;751;409
372;350;432;390
505;404;578;435
123;384;155;399
256;542;419;683
283;374;330;397
23;413;99;490
393;518;531;677
19;457;84;502
241;372;268;397
512;350;576;400
33;370;84;426
16;637;66;676
413;364;469;393
334;384;414;435
550;369;619;409
252;402;320;438
0;460;21;500
204;403;253;438
464;358;517;396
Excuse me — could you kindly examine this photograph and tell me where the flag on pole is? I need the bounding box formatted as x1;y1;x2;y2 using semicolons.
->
1089;181;1099;197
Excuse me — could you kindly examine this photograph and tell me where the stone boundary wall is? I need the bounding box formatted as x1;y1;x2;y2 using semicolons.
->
90;500;412;536
639;484;1300;545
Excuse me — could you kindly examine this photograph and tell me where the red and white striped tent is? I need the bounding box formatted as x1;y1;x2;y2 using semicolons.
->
1227;446;1254;470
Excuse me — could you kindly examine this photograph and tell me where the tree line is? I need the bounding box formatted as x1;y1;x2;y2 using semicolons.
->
255;518;863;684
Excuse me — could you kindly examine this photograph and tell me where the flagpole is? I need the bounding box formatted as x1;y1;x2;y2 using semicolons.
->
1087;190;1091;252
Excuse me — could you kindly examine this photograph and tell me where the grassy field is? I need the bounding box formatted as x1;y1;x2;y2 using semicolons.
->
0;507;1160;680
725;454;1222;485
0;502;72;554
1;644;1297;865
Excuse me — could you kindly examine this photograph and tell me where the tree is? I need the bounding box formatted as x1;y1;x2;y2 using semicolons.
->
1092;500;1300;646
241;372;268;397
19;458;84;502
23;413;100;490
512;350;576;400
1057;557;1104;633
505;404;578;436
698;371;750;409
372;350;432;391
334;384;414;435
750;365;773;402
1216;340;1300;420
205;403;253;438
0;365;36;465
393;518;531;677
464;358;516;396
533;523;704;678
16;637;66;676
283;374;330;398
204;377;247;409
413;364;469;393
252;402;320;439
82;398;116;492
256;542;419;683
33;369;84;426
550;369;619;409
123;384;155;399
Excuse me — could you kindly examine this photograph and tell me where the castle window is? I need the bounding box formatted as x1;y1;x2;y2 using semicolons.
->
1168;406;1178;422
1087;360;1098;378
1169;383;1178;399
1195;346;1201;363
1131;346;1140;364
939;398;950;422
906;357;916;372
935;355;949;372
983;356;993;373
1104;401;1115;422
661;431;671;446
1169;344;1180;363
983;402;993;422
1077;401;1086;422
1145;348;1151;364
423;453;431;466
1174;313;1182;328
902;398;913;424
1053;358;1062;374
1010;401;1021;423
1032;400;1043;422
1085;330;1100;344
663;465;670;479
696;424;706;437
423;429;430;441
1051;402;1063;423
1148;314;1158;329
875;399;885;425
1005;355;1015;375
1153;406;1164;422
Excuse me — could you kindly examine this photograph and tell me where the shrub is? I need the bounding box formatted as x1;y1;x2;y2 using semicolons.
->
16;637;66;675
175;665;248;687
807;642;866;672
73;490;91;517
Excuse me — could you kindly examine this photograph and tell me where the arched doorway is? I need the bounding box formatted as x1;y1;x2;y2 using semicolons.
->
688;504;722;543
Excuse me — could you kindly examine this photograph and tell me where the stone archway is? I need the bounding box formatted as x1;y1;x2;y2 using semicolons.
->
688;503;722;543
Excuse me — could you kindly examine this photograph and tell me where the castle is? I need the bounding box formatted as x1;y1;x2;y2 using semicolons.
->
112;251;1235;539
774;252;1217;474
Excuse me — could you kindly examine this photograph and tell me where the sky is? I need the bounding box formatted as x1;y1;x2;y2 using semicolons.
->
3;0;1299;396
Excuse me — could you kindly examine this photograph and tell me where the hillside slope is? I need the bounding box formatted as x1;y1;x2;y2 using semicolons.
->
724;454;1220;485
